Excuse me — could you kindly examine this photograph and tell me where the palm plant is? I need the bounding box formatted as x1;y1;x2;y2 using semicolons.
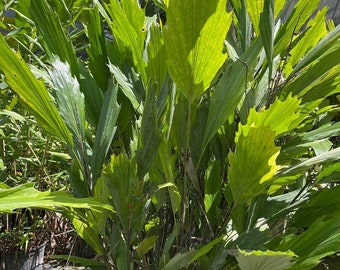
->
0;0;340;269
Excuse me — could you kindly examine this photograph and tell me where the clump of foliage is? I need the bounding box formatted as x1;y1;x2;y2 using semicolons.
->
0;0;340;269
0;71;72;258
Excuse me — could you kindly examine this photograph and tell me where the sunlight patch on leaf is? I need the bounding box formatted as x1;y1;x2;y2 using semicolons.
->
229;126;280;204
49;56;85;143
239;94;303;141
245;0;264;35
0;183;113;213
284;7;328;75
105;0;147;83
235;248;296;270
0;36;73;145
164;0;232;101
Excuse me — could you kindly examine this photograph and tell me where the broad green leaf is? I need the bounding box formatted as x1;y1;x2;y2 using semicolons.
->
0;159;4;171
164;0;232;101
108;63;140;111
105;0;147;83
69;0;91;23
309;139;332;155
204;162;222;223
202;37;263;150
49;255;106;269
228;126;280;204
259;0;274;83
102;154;145;239
245;0;286;35
229;0;252;50
190;237;223;264
68;159;90;198
245;0;264;35
243;94;303;140
274;216;340;270
289;24;340;77
0;183;112;255
281;41;340;118
29;0;79;75
43;0;70;23
0;183;113;213
0;36;73;145
91;82;120;183
229;227;272;250
316;163;340;184
282;147;340;175
78;63;104;126
161;224;179;262
137;83;162;178
85;6;109;91
92;175;111;236
261;189;307;221
158;139;181;215
146;18;167;89
164;249;197;270
291;186;340;227
284;8;328;75
287;65;340;104
136;236;158;257
232;200;251;233
49;57;85;146
0;109;25;123
279;139;332;163
49;57;91;195
67;210;104;255
235;249;296;270
283;122;340;149
274;0;320;58
274;0;286;18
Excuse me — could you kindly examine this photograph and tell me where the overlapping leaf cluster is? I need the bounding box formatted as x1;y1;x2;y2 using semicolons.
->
0;0;339;268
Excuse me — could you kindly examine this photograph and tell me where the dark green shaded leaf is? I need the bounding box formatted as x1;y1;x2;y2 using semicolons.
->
92;82;120;183
282;148;340;175
291;186;340;227
108;63;140;111
275;216;340;270
202;38;263;150
164;249;197;270
137;83;162;178
105;0;147;83
85;6;109;91
259;0;274;82
136;236;158;257
29;0;79;75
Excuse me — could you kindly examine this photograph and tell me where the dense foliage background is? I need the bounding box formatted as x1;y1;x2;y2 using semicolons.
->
0;0;340;269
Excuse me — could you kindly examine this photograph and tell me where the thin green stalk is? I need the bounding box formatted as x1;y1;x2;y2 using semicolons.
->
179;97;192;250
217;202;235;238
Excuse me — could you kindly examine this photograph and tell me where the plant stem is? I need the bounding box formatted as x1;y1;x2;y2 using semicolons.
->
179;97;192;250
